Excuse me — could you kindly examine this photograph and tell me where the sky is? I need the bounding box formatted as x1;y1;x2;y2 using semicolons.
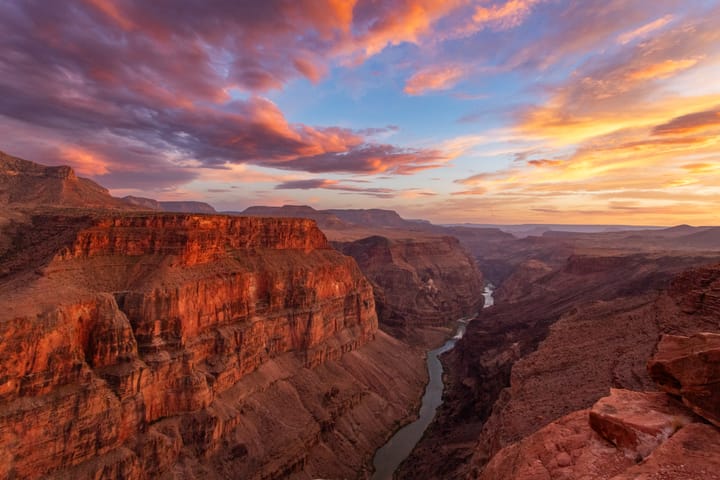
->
1;0;719;225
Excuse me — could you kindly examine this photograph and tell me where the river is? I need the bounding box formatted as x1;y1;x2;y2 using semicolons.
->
370;284;495;480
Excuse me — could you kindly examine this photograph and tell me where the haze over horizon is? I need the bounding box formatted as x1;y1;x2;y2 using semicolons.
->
1;0;719;225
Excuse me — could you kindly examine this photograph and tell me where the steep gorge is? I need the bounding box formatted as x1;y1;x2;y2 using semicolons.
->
399;253;720;479
0;213;425;479
335;235;484;343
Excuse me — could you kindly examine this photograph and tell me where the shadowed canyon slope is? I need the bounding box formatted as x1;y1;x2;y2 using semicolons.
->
335;235;484;341
400;249;720;479
0;212;427;479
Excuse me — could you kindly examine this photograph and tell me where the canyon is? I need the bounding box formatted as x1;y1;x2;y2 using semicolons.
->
0;212;430;479
0;153;484;479
3;151;720;480
400;242;720;478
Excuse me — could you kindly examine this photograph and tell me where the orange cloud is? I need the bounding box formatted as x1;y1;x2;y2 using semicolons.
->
404;65;466;95
627;58;700;82
58;146;111;176
473;0;542;30
355;0;467;58
652;108;720;136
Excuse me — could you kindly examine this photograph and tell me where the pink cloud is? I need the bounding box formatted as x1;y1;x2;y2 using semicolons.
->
404;65;466;95
0;0;454;187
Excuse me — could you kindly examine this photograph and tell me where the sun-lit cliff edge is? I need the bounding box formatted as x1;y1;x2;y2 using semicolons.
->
0;212;425;479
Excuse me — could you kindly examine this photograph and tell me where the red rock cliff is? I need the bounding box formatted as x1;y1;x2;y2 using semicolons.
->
0;213;425;479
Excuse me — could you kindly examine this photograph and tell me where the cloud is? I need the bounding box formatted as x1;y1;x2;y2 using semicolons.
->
404;65;466;95
0;1;456;186
626;58;701;82
472;0;543;30
517;11;720;144
350;0;468;58
617;14;674;45
281;144;448;174
527;159;562;168
275;178;396;198
652;107;720;135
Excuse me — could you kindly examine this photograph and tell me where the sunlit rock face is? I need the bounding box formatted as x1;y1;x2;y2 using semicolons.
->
649;332;720;428
0;213;426;479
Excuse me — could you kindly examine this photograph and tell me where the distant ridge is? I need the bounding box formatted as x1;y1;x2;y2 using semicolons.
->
0;150;218;214
0;150;127;209
122;196;217;214
235;204;426;230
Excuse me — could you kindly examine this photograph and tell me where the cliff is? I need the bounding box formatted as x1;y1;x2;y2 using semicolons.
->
335;235;484;341
0;213;425;479
0;151;127;209
399;255;720;478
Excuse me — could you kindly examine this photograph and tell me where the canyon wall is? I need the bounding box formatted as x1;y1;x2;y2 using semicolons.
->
0;213;425;479
335;235;484;341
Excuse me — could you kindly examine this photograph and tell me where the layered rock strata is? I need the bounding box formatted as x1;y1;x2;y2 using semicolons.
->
335;235;484;339
0;214;425;479
648;332;720;427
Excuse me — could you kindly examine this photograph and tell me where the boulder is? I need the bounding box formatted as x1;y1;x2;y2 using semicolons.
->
589;388;694;459
648;333;720;427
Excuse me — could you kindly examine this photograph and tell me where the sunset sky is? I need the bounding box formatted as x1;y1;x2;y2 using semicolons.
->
1;0;719;224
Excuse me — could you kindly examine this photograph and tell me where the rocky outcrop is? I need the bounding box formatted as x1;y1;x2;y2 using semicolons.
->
335;235;484;339
0;213;426;479
238;205;350;229
477;390;720;480
476;337;720;480
588;389;695;459
238;205;426;231
493;259;552;304
648;332;720;427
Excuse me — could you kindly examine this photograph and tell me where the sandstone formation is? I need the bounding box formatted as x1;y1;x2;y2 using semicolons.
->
335;235;484;341
478;390;720;480
0;213;426;479
648;332;720;427
239;205;419;231
588;389;695;459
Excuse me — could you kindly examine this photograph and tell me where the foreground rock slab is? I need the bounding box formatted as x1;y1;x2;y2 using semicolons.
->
589;389;695;460
610;423;720;480
648;332;720;427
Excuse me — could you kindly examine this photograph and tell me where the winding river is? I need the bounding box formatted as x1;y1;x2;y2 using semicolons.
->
370;285;495;480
